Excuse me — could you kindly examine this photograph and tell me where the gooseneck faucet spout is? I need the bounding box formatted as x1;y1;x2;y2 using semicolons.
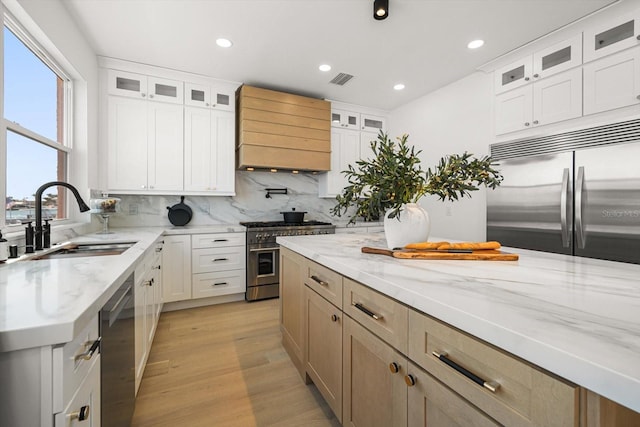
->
34;181;90;250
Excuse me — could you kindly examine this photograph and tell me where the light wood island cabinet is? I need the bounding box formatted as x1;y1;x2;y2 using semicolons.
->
279;246;640;427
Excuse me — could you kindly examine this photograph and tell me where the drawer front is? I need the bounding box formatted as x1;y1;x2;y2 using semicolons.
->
53;315;100;413
306;260;343;309
192;270;246;298
192;246;245;273
343;278;408;354
191;232;245;249
408;310;578;427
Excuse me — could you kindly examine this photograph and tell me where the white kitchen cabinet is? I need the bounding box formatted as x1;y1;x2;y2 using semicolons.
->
134;241;164;394
107;95;184;192
184;82;235;112
360;113;385;133
359;131;377;162
108;69;183;104
583;10;640;63
495;35;582;95
184;107;235;194
54;354;101;427
495;67;582;134
162;235;192;303
190;233;245;298
583;47;640;115
331;109;360;129
318;128;359;198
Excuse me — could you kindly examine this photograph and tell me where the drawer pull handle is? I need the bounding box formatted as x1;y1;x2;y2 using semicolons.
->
212;258;228;262
432;351;500;393
352;302;383;320
68;405;90;421
389;362;400;374
213;239;228;242
213;282;228;286
310;275;328;286
75;338;101;362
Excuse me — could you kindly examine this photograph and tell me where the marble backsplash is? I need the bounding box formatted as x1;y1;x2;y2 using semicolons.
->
106;171;364;228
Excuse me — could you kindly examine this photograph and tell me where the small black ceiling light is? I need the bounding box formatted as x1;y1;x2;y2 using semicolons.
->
373;0;389;20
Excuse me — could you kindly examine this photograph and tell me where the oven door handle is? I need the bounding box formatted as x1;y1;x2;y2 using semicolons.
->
249;247;280;252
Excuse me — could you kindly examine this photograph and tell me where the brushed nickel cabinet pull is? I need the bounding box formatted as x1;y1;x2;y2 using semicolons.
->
432;351;500;393
352;302;383;320
310;275;328;286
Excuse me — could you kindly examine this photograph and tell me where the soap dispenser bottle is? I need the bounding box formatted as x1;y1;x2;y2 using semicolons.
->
0;230;8;262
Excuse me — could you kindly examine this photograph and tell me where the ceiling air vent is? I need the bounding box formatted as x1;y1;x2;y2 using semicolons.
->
329;72;354;86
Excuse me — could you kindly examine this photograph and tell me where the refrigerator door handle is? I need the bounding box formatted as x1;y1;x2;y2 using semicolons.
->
576;166;586;249
561;168;570;248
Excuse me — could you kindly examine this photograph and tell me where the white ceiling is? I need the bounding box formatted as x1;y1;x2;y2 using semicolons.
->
62;0;616;111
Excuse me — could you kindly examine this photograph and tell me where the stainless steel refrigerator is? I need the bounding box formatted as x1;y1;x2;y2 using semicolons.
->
487;118;640;264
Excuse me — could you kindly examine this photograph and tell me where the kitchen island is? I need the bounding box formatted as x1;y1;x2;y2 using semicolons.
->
277;232;640;423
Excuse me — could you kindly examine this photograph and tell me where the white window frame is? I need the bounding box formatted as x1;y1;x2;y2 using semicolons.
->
1;9;74;230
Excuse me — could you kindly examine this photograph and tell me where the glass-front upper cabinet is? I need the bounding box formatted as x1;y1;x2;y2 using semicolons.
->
360;113;386;133
185;82;234;111
495;35;583;94
584;11;640;63
533;34;582;79
331;109;360;129
108;70;182;104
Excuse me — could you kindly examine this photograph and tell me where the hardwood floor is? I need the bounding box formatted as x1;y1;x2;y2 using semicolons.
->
132;298;341;427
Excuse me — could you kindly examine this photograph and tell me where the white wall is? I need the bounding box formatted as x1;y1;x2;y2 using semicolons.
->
388;71;493;241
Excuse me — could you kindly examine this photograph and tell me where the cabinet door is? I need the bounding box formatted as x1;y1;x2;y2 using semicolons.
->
495;85;533;134
54;355;101;427
584;11;640;63
583;47;640;115
319;128;359;197
185;82;211;108
211;85;235;112
162;235;192;303
360;113;385;133
343;316;407;427
331;109;360;129
407;362;500;427
107;69;148;99
533;67;582;127
280;248;307;378
494;57;533;94
359;132;377;163
305;287;343;421
107;96;148;191
147;76;183;104
211;110;236;193
532;34;582;79
147;102;184;191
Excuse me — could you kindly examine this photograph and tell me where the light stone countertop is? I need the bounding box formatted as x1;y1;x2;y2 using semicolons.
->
0;224;245;353
276;232;640;413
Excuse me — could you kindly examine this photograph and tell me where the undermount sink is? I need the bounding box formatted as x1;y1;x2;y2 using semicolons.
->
30;241;137;260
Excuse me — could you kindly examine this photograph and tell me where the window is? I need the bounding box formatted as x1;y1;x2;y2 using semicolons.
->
2;17;71;227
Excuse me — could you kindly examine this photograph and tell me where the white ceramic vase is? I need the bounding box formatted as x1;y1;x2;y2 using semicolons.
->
383;203;430;249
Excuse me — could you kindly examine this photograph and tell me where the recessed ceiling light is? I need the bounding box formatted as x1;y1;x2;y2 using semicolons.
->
216;38;233;48
467;39;484;49
319;64;332;72
393;83;405;91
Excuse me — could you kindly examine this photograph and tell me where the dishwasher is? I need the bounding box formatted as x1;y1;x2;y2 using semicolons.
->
100;273;135;427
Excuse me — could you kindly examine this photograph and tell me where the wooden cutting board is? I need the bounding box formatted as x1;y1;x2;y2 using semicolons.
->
361;246;519;261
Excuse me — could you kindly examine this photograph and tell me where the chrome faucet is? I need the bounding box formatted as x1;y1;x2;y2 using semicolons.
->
33;181;90;250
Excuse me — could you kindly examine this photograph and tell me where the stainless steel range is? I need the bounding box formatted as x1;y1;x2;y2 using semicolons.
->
241;221;336;301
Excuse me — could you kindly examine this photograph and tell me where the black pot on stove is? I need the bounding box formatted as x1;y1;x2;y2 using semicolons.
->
280;208;307;223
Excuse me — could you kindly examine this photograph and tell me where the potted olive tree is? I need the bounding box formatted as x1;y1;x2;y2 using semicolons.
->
330;132;503;248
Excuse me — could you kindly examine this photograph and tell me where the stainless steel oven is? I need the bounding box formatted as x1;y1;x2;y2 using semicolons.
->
241;221;335;301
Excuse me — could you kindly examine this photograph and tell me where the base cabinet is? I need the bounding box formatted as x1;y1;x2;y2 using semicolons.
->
343;316;407;427
280;251;640;427
162;235;192;302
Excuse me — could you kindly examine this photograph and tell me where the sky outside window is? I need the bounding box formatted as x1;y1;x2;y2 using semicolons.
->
4;25;61;200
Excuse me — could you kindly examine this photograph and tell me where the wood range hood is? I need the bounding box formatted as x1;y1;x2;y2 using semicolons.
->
236;85;331;172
